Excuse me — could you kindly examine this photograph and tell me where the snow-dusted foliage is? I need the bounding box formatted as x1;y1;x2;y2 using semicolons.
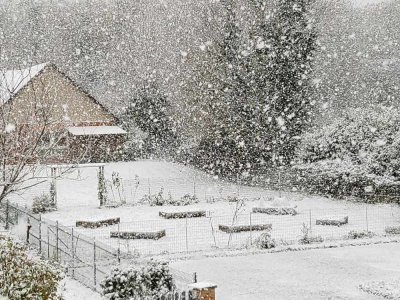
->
140;188;199;206
190;0;317;177
101;259;175;299
254;232;276;249
123;82;180;159
295;106;400;199
0;238;62;300
32;193;56;214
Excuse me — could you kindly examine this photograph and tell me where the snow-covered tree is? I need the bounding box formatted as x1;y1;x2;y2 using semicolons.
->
191;0;317;177
124;82;179;157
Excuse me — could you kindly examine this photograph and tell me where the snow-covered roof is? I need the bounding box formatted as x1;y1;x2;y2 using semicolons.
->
67;126;127;136
0;62;49;104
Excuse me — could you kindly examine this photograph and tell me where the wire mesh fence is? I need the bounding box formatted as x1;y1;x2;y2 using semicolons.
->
0;201;197;293
67;204;400;256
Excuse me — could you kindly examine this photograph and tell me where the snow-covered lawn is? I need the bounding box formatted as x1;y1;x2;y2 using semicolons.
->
171;243;400;299
9;160;400;256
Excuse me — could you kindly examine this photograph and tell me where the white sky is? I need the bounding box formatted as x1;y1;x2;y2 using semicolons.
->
351;0;393;7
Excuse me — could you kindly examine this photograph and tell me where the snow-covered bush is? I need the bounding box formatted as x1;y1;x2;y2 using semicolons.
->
0;237;62;299
140;188;173;206
141;189;198;206
294;106;400;200
254;232;276;249
101;259;174;299
299;223;323;244
385;226;400;235
32;193;56;214
346;230;375;239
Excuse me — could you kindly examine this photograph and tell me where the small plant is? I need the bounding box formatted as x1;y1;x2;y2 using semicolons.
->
32;193;56;214
347;230;375;239
101;259;175;299
254;232;276;249
141;189;199;206
140;188;172;206
169;194;199;206
385;226;400;235
299;223;323;244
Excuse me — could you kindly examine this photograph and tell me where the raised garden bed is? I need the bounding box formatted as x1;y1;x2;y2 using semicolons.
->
252;207;297;216
76;217;120;229
159;210;206;219
385;226;400;235
218;224;272;233
110;230;166;240
316;216;348;227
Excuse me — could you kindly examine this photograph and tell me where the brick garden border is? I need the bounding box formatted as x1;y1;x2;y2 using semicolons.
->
218;224;272;233
252;207;297;216
76;217;120;229
159;211;206;219
110;230;166;240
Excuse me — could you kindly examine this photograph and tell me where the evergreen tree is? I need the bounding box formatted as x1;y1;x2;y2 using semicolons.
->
248;0;317;166
193;0;317;176
124;83;179;157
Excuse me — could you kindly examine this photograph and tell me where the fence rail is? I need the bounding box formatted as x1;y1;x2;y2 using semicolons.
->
0;201;196;294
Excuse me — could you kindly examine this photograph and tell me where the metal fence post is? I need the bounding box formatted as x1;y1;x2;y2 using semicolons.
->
366;205;369;232
38;214;42;254
93;240;97;289
26;218;32;244
309;210;312;234
56;221;59;262
193;272;197;283
5;200;9;230
185;217;189;252
71;228;75;279
117;223;121;264
249;212;253;246
47;226;50;259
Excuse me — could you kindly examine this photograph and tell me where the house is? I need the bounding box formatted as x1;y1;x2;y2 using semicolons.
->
0;62;126;163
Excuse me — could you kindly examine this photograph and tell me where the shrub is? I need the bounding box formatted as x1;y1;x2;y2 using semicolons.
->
299;223;323;244
385;226;400;235
254;232;276;249
32;193;56;214
346;230;375;239
0;237;62;300
170;194;199;206
101;259;175;299
294;106;400;200
140;189;199;206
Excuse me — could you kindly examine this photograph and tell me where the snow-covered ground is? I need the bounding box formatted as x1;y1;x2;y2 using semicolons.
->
171;243;400;299
9;160;400;256
60;277;102;300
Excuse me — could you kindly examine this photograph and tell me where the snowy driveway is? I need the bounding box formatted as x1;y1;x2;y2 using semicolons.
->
172;243;400;300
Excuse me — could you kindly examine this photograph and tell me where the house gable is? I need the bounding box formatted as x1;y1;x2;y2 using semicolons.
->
4;63;117;127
